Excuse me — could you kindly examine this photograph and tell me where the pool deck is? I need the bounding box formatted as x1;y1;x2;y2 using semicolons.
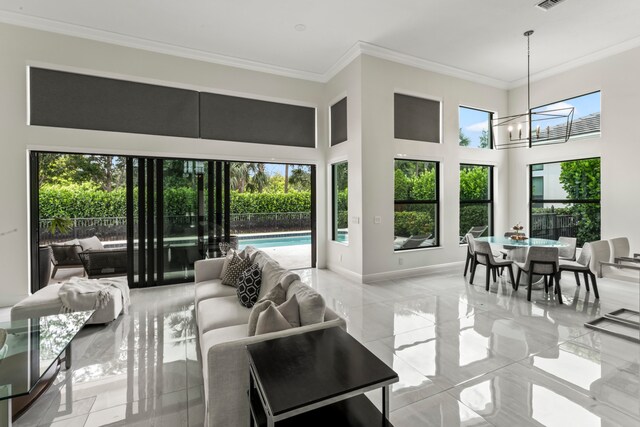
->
253;243;311;270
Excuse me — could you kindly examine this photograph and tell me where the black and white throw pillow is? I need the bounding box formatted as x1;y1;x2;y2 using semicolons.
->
221;255;250;287
236;263;262;308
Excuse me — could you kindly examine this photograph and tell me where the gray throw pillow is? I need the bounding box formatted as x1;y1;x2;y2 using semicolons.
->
258;283;286;306
287;282;326;326
255;304;293;335
277;294;300;328
221;254;250;287
236;263;262;308
78;236;104;251
248;300;273;336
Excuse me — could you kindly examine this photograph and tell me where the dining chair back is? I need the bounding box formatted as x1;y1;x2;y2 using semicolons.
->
558;242;600;299
470;240;516;290
589;240;611;278
523;247;559;275
576;242;592;266
463;233;475;277
608;237;630;261
557;236;577;261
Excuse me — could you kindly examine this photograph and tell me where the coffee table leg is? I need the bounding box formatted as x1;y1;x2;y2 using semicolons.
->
382;385;390;419
65;345;72;370
0;398;11;427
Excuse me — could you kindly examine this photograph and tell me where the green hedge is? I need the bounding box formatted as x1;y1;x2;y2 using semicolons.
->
40;184;311;218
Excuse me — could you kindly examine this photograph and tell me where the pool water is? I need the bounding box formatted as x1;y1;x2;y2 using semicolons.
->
239;235;311;249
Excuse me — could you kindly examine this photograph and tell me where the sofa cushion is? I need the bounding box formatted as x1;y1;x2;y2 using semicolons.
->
78;236;104;251
195;279;236;305
255;304;293;335
198;296;251;335
279;271;301;292
236;263;262;308
247;300;273;336
257;261;287;301
50;244;82;266
252;251;275;269
286;281;326;326
258;283;286;306
221;254;250;287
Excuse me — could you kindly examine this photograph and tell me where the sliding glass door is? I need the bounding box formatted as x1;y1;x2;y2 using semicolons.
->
31;152;315;292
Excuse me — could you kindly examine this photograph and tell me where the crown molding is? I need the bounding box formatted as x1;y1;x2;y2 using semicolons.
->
0;11;326;83
356;41;510;90
507;34;640;89
4;10;640;91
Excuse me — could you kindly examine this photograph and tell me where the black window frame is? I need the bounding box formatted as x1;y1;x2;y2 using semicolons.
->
394;159;440;251
458;106;494;150
529;157;601;244
459;164;494;242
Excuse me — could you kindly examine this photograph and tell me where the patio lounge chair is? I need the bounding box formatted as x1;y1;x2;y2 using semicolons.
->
395;234;432;250
460;226;488;244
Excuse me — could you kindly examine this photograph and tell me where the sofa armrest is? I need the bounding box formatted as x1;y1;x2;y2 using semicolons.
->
195;258;225;283
204;318;346;427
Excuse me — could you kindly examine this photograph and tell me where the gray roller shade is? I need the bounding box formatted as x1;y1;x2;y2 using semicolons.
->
330;97;347;146
200;92;315;148
29;68;199;138
394;93;440;143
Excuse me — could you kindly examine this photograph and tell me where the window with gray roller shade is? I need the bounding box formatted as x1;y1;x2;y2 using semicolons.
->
199;92;316;148
29;68;199;138
394;93;441;143
330;97;347;146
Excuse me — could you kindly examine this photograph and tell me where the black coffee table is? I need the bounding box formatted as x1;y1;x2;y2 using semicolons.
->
247;327;398;426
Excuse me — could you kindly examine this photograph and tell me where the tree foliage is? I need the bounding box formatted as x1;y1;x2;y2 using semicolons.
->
559;158;601;245
459;128;471;146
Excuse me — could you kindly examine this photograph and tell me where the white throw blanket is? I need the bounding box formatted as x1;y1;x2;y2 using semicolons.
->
59;276;130;315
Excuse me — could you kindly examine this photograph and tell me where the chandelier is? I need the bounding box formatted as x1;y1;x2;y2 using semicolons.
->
492;30;574;149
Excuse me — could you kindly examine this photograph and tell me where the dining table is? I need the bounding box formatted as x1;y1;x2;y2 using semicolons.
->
475;236;569;288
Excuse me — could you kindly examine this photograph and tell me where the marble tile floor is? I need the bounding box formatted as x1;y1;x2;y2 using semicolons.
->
6;264;640;426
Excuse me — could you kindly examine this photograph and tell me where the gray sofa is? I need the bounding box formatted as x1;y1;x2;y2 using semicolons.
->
194;247;346;427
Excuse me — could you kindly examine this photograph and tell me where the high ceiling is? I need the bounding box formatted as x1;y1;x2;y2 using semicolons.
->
1;0;640;86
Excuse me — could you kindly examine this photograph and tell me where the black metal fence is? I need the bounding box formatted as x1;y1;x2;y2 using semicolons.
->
531;213;576;240
40;212;311;244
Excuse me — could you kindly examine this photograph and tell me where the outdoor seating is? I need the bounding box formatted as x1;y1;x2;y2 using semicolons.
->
559;242;599;298
395;234;432;250
50;242;84;278
460;225;488;244
514;247;562;304
78;248;128;279
470;240;516;291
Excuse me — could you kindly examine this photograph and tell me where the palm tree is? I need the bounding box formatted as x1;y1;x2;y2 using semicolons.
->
230;163;251;192
250;164;269;192
284;164;289;193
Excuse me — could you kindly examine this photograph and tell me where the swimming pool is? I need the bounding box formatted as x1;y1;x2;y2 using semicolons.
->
238;231;348;249
239;234;311;249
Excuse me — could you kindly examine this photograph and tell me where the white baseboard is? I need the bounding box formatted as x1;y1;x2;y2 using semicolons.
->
326;263;364;284
362;261;465;283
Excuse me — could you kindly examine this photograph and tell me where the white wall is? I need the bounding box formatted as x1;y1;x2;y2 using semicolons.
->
358;55;509;282
0;23;327;306
508;45;640;250
324;57;364;281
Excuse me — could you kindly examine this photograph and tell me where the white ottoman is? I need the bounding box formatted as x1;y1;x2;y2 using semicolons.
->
11;280;125;324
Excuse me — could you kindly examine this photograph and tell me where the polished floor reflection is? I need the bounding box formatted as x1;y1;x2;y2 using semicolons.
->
12;265;640;426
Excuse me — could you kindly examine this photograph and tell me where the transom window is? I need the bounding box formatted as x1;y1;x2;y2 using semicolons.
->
459;106;492;149
531;91;601;142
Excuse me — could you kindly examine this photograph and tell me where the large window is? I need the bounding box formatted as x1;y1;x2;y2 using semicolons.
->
531;91;601;143
460;164;493;242
530;158;600;246
394;160;439;250
332;162;348;243
459;106;492;149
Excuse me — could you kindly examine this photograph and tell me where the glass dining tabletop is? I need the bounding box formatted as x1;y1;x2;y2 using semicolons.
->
0;310;93;401
476;236;569;247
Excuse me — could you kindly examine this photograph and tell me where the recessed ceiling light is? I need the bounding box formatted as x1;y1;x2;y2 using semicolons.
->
294;24;306;32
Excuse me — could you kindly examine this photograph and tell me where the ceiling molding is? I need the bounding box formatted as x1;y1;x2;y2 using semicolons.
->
356;42;510;90
508;34;640;89
0;10;326;83
3;10;640;91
